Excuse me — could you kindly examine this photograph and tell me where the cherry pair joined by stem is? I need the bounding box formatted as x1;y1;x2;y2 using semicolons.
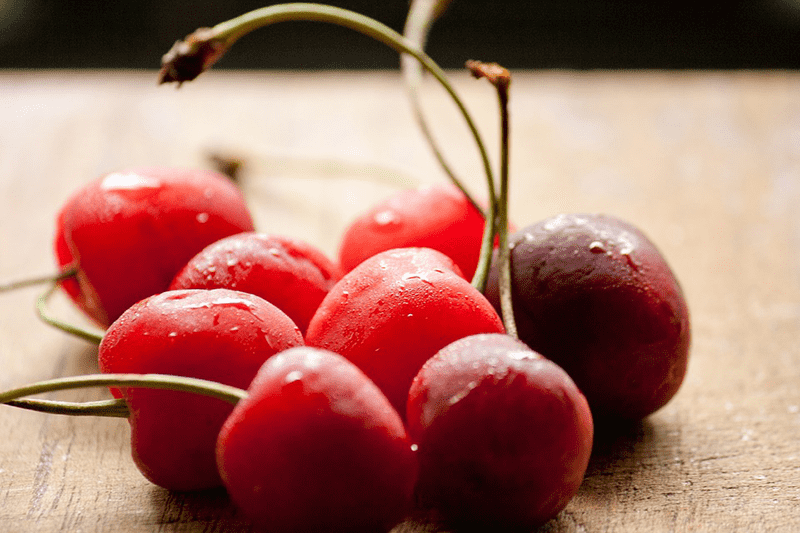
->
1;343;418;532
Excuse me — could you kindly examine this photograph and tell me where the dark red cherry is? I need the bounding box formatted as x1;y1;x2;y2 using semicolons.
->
486;213;690;420
407;333;593;528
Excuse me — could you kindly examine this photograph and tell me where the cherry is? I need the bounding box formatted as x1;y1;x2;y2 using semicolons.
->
170;232;342;334
407;333;594;529
55;167;254;327
98;288;303;490
305;247;505;416
216;346;417;532
338;183;487;279
486;213;691;420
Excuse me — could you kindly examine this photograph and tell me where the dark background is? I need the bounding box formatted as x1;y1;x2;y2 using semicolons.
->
2;0;800;70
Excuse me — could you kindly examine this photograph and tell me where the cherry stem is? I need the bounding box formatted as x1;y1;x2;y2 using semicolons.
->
7;398;131;418
400;0;479;214
0;266;104;343
36;282;105;344
397;1;496;292
205;148;421;188
467;60;517;338
157;3;496;234
0;266;77;293
0;374;249;419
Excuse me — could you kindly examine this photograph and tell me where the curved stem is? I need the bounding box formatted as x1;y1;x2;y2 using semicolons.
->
205;148;421;188
400;0;495;292
0;374;248;409
218;4;496;200
7;398;131;418
0;267;77;293
401;0;482;214
159;3;496;240
471;190;497;294
36;282;104;344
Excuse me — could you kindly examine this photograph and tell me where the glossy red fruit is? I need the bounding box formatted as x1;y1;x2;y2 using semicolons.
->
407;333;594;529
55;167;254;326
216;346;418;532
306;247;505;416
486;213;691;420
170;232;342;334
98;288;303;490
338;183;487;279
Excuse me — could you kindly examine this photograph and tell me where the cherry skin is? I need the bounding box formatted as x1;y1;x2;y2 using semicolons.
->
338;183;487;279
55;167;254;326
407;333;594;529
216;346;418;532
486;213;691;421
98;288;303;490
170;232;342;334
305;247;505;416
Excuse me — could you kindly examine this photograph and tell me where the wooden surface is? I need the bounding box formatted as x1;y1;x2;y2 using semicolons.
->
1;69;799;532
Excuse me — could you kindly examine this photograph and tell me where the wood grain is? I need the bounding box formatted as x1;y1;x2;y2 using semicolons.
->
1;70;799;532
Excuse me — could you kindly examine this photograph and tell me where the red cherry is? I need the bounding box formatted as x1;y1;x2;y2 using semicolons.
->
306;247;505;416
486;213;691;420
55;167;254;326
98;288;303;490
216;346;418;532
170;232;342;334
338;184;487;279
407;333;594;529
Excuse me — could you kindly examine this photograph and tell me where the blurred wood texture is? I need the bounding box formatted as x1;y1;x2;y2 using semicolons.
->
1;70;799;532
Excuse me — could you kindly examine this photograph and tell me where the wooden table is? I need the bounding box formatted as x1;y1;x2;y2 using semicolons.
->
1;70;799;532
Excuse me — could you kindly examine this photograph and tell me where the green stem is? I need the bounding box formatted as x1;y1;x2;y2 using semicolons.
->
0;267;76;293
36;282;105;344
0;374;248;414
471;189;497;294
495;75;517;338
0;265;103;343
159;3;498;291
212;4;496;209
467;61;517;337
397;1;495;292
7;398;131;418
400;0;481;215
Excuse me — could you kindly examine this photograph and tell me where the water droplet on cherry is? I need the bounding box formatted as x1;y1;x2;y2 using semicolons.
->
100;172;162;193
589;241;606;254
373;210;400;229
285;370;303;383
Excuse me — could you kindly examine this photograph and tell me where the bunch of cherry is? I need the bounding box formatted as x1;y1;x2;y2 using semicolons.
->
1;4;690;532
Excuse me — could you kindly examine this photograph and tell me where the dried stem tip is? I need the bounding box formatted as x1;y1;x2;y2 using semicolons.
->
158;28;228;85
466;60;511;90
